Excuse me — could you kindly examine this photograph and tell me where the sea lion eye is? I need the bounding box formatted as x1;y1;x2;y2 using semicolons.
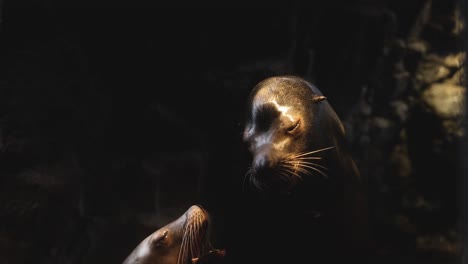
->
287;120;300;133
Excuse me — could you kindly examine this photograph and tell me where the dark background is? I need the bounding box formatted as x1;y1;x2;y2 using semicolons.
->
0;1;466;264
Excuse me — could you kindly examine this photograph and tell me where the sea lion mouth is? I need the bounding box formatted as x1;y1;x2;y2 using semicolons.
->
246;146;335;192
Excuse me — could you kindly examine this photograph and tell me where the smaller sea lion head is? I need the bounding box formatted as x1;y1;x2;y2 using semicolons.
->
123;205;215;264
243;76;347;193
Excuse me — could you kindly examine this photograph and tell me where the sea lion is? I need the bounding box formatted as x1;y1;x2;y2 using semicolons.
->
122;205;224;264
241;75;371;263
243;75;360;192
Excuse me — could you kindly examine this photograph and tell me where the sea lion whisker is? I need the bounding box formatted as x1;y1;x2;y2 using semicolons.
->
181;226;190;260
289;165;313;177
286;169;302;180
193;219;200;257
195;216;202;256
279;171;295;183
297;161;329;170
251;176;268;191
280;160;297;166
296;164;329;178
282;170;303;184
193;216;199;242
178;232;188;264
177;243;182;264
294;156;322;160
284;154;322;161
188;223;194;258
278;165;303;179
292;146;335;158
190;236;196;258
189;227;196;258
281;161;306;172
242;167;253;191
197;215;204;255
286;158;328;176
185;223;192;258
282;162;315;177
184;232;193;260
183;227;191;261
183;237;190;264
282;160;309;172
278;163;301;176
208;241;214;251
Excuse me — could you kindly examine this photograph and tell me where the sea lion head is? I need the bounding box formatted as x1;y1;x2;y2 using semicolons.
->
243;75;355;193
122;205;214;264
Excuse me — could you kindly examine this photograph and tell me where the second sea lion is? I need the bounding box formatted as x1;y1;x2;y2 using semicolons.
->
122;205;224;264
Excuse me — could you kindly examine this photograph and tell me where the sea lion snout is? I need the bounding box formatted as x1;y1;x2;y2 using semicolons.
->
250;144;288;191
252;145;280;177
186;204;210;231
188;204;205;215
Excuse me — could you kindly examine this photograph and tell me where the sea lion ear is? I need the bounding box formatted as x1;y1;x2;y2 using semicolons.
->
312;95;327;102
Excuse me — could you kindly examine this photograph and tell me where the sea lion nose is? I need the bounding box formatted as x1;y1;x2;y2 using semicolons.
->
253;148;278;178
254;155;272;169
